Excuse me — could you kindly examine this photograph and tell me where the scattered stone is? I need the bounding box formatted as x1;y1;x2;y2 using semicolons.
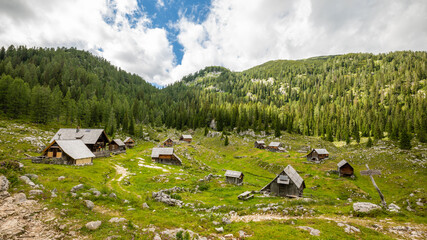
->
25;174;38;180
109;193;117;199
86;221;102;230
239;230;246;238
222;217;231;225
58;176;65;181
215;227;224;233
84;200;95;210
19;176;36;187
153;234;162;240
0;175;9;198
51;191;57;198
337;222;360;233
92;190;101;197
29;190;43;196
353;202;381;213
71;193;77;197
109;217;127;223
416;201;424;207
13;193;27;203
297;226;320;236
152;191;183;207
142;202;150;209
212;221;220;226
224;233;233;238
70;184;84;192
388;203;400;213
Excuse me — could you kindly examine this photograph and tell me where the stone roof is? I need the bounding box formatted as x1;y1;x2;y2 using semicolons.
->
48;140;95;160
51;128;107;145
337;160;349;168
261;165;305;191
151;148;174;158
255;140;265;144
112;139;125;147
314;149;329;154
269;142;281;147
181;135;192;139
225;170;243;178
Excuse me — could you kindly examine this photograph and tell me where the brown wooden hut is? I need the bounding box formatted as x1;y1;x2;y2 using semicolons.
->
179;135;192;143
306;149;329;162
51;128;110;153
163;138;174;147
124;137;135;148
151;148;182;165
225;170;244;185
267;142;282;152
42;140;95;166
261;165;305;197
109;139;126;152
337;160;354;177
254;140;266;149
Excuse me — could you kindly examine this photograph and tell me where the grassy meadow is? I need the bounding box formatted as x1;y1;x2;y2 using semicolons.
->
0;118;426;239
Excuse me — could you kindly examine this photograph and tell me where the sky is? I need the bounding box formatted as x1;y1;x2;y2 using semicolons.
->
0;0;426;86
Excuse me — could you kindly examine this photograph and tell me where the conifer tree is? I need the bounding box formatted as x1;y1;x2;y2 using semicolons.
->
366;137;373;148
399;126;412;150
224;135;229;146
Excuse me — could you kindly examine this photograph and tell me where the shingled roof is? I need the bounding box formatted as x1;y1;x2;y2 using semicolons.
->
112;139;125;147
261;165;305;191
181;135;192;139
269;142;281;147
51;128;108;145
225;170;243;178
151;148;174;158
124;137;134;143
313;149;329;154
44;140;95;160
337;160;349;168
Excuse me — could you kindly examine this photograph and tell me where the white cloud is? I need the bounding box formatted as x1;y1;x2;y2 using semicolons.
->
172;0;427;81
0;0;426;86
0;0;175;85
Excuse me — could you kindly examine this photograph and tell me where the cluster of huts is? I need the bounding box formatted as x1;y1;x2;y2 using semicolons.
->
254;140;287;152
37;128;356;199
38;128;135;166
149;134;193;166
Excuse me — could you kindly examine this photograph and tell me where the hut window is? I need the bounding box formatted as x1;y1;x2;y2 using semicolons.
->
277;175;290;184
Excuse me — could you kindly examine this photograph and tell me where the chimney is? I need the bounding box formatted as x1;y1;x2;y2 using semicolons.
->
58;134;61;140
76;126;80;133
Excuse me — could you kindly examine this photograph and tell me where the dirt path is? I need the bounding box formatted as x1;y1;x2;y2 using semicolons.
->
231;213;426;239
109;164;141;198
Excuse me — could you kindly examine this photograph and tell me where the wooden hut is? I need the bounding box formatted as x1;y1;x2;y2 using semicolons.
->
51;128;110;153
179;135;192;143
306;149;329;162
337;160;354;177
124;137;135;148
254;140;266;149
42;140;95;165
225;170;244;185
261;165;305;197
151;148;182;165
109;139;126;152
267;142;282;152
163;138;174;147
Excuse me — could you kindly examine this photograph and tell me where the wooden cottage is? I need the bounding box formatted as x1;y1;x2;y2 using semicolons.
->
51;128;110;153
267;142;282;152
151;148;182;166
163;138;174;147
306;149;329;162
254;140;266;149
109;139;126;152
225;170;244;185
42;140;95;165
179;135;192;143
124;137;135;148
261;165;305;197
337;160;354;177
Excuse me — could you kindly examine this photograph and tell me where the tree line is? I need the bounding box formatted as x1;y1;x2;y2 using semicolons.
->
0;46;425;148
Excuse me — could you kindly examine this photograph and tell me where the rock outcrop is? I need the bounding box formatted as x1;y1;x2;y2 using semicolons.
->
353;202;381;213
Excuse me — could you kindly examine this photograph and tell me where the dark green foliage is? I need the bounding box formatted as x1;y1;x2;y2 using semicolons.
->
399;126;412;150
224;135;229;146
0;46;425;140
366;137;373;148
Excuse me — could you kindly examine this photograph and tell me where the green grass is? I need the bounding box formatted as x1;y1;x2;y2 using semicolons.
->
0;118;426;239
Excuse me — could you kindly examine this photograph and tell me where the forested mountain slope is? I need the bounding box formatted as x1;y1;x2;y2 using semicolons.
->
160;52;427;143
0;46;426;144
